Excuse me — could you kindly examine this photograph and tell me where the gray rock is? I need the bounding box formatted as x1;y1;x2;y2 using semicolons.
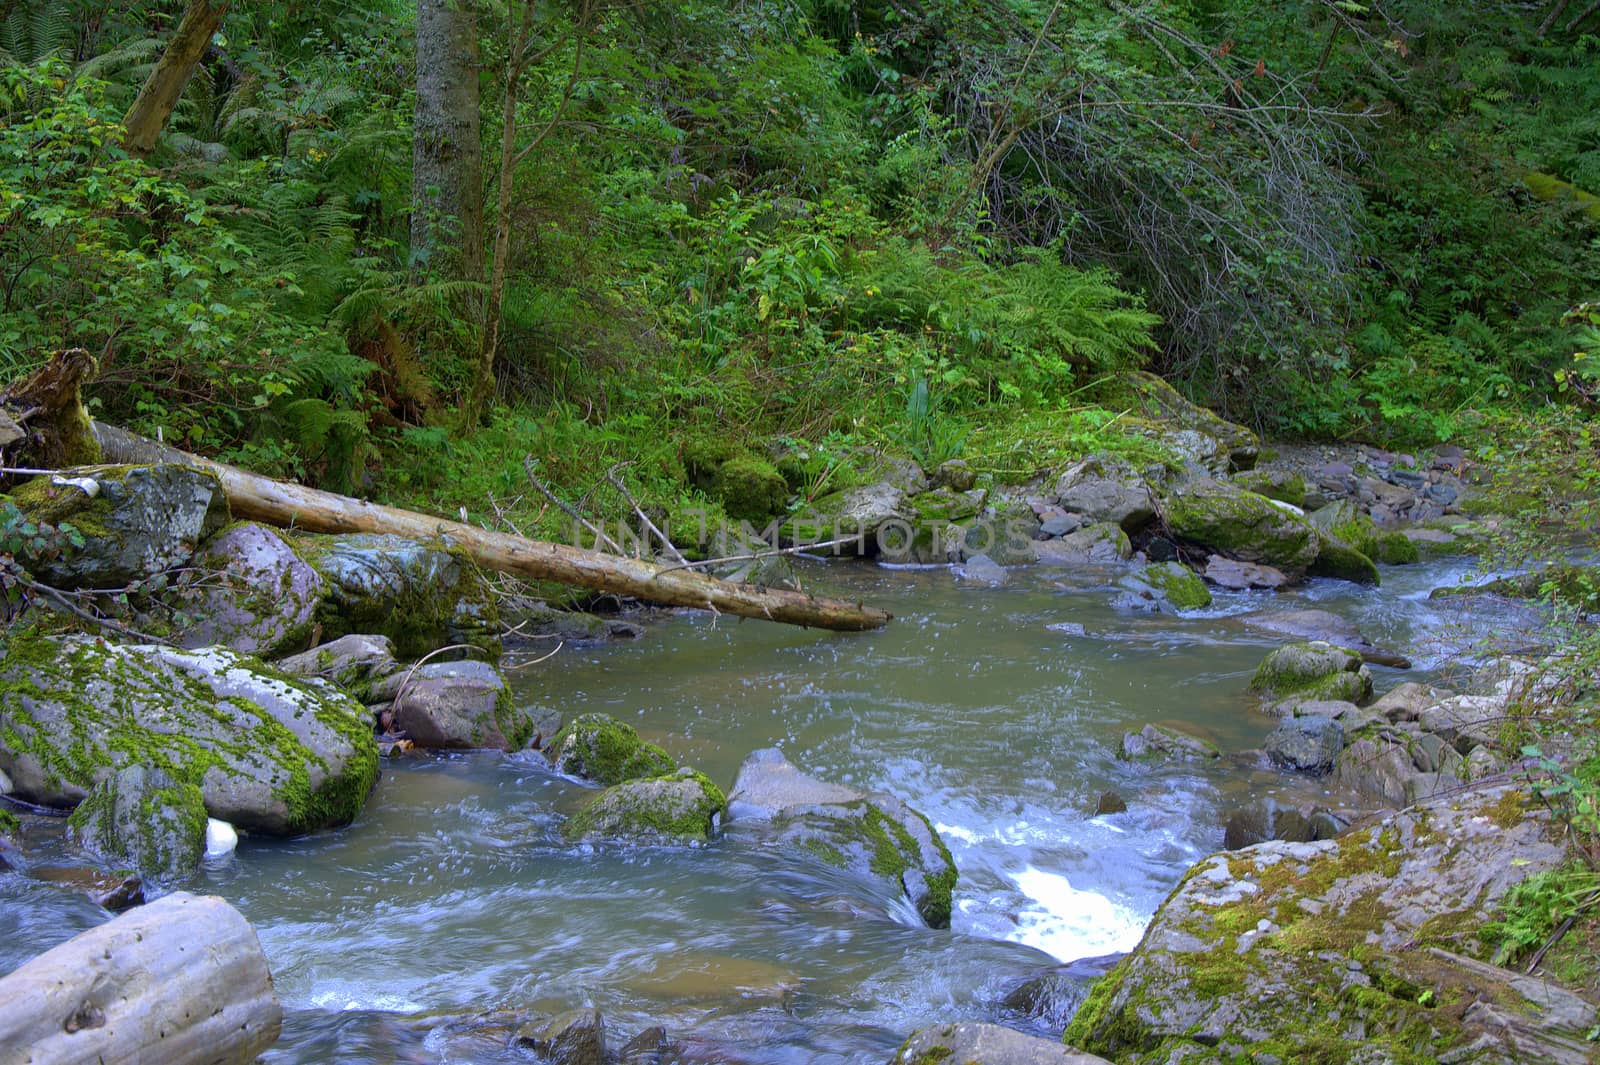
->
516;1007;605;1065
1033;522;1132;565
0;635;378;836
563;767;725;845
616;1026;670;1065
377;660;534;751
1202;555;1289;590
1051;453;1156;533
1418;694;1504;750
1118;723;1221;764
1369;681;1444;722
1063;784;1569;1061
1113;561;1212;613
1120;371;1260;473
789;482;908;556
1039;513;1082;538
1223;799;1345;850
931;459;977;492
13;465;229;589
1264;716;1344;775
892;1022;1111;1064
958;553;1009;585
67;765;205;883
170;522;323;658
1335;736;1425;807
276;634;400;698
1249;641;1372;704
299;533;500;660
728;748;957;928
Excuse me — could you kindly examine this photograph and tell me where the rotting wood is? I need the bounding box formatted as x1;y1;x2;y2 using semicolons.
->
89;421;893;632
0;892;282;1065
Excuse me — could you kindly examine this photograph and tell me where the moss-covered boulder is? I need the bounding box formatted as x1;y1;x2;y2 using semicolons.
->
727;748;957;928
1306;533;1380;586
1117;371;1260;473
1063;784;1572;1064
545;713;677;785
67;764;207;882
369;659;534;751
682;437;793;525
10;465;229;589
298;533;500;660
166;522;324;657
1160;478;1319;576
787;482;909;556
1308;500;1418;565
0;633;378;836
1249;641;1372;704
1232;468;1305;508
563;767;726;845
1114;562;1212;613
275;633;399;700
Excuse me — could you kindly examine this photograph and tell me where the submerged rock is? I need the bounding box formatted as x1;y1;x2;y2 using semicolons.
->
0;633;378;836
891;1022;1111;1064
67;764;206;883
563;768;726;845
516;1007;605;1065
10;465;229;588
298;533;500;660
170;522;324;657
545;713;677;785
728;748;957;928
1241;609;1410;668
1064;784;1568;1064
1118;723;1221;765
370;659;534;751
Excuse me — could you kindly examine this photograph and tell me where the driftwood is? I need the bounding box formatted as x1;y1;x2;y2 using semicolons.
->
91;422;893;632
0;892;282;1065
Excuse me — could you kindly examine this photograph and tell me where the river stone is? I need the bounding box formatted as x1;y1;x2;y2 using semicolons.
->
545;713;677;785
377;660;533;751
1241;609;1410;668
1113;561;1211;613
1032;522;1131;565
727;748;957;928
1309;499;1418;565
891;1022;1111;1065
1231;468;1305;508
616;1027;670;1065
1201;555;1288;590
1306;532;1380;586
516;1007;605;1065
1063;783;1568;1063
931;459;977;491
1118;371;1260;472
1263;716;1344;775
958;553;1009;585
0;633;378;836
563;767;726;845
1051;453;1156;533
169;522;323;658
1417;693;1504;751
789;482;908;556
67;764;206;883
1117;723;1221;765
10;465;229;589
298;533;500;660
1249;641;1372;704
276;633;400;699
1222;799;1344;850
1160;477;1319;575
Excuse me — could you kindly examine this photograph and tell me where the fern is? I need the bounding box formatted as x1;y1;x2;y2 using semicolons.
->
0;0;75;64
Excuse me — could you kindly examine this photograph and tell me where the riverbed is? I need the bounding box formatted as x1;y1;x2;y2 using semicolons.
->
0;554;1524;1063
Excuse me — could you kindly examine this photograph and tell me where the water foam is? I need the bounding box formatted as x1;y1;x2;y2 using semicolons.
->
1005;866;1147;962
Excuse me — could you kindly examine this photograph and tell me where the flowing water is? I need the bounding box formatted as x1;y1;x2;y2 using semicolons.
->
0;555;1536;1063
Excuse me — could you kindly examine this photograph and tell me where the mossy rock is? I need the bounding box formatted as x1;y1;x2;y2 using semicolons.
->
67;764;207;883
1232;469;1306;508
1308;500;1417;566
10;465;229;589
1307;535;1380;586
545;713;677;785
1249;641;1373;704
0;632;379;836
0;804;18;840
1141;561;1213;611
1431;563;1600;610
1160;478;1319;574
563;767;726;845
1113;371;1260;473
165;521;324;658
711;454;791;524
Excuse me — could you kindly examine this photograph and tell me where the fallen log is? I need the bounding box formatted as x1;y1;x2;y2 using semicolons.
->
89;422;892;632
0;892;282;1065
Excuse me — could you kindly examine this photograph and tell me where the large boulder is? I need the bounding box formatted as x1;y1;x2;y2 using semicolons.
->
67;764;206;883
370;659;535;751
890;1023;1111;1065
545;713;677;785
1064;784;1570;1064
563;768;726;845
1118;371;1260;473
1160;477;1319;576
9;465;229;588
1263;716;1344;775
275;633;400;699
298;533;500;660
1249;641;1372;704
0;633;378;836
1051;453;1156;533
728;748;957;928
167;522;323;657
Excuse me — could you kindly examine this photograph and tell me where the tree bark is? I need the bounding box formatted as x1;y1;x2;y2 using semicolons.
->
1538;0;1571;35
90;422;894;632
121;0;229;156
0;892;282;1064
412;0;485;283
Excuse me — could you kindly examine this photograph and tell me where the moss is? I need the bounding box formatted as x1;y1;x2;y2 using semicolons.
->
1483;787;1530;829
8;474;115;539
0;804;18;837
1374;530;1420;565
1233;470;1306;508
546;713;677;785
1061;955;1140;1053
1143;561;1213;610
1308;537;1381;586
563;768;726;844
1162;482;1318;571
712;454;791;524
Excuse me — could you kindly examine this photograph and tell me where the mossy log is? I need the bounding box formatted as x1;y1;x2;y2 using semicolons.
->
0;348;102;469
89;422;892;632
0;892;282;1063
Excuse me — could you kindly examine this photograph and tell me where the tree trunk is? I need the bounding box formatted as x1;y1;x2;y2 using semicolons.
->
412;0;484;283
121;0;229;156
90;422;894;632
0;892;282;1064
1538;0;1572;35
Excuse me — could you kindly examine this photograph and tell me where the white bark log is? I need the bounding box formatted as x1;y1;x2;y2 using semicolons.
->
0;892;281;1065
